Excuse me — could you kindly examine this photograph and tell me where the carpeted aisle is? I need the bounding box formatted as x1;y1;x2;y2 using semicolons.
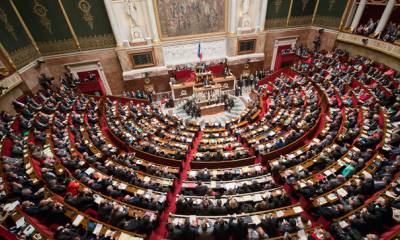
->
150;131;203;240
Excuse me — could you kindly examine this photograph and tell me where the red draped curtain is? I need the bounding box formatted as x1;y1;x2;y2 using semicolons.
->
207;63;225;76
274;45;294;71
76;70;106;96
174;69;193;81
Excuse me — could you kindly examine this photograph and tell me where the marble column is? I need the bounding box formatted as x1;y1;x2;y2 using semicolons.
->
258;0;268;32
103;0;123;46
229;0;238;33
344;1;357;29
374;0;396;34
145;0;160;41
350;0;367;31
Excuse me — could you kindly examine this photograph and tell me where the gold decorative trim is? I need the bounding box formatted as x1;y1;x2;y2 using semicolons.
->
0;73;23;97
9;0;40;54
37;38;77;55
287;0;293;27
9;45;39;69
77;0;94;30
339;0;353;31
314;15;340;29
337;32;400;60
0;8;17;41
0;42;16;69
33;0;52;34
58;0;81;50
289;15;313;27
311;0;320;25
266;18;288;29
129;49;156;69
237;38;257;55
78;34;116;50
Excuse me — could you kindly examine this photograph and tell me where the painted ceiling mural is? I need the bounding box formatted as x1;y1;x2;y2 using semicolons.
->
288;0;317;27
0;0;116;68
13;0;79;55
314;0;348;29
60;0;115;50
0;1;39;68
0;0;350;70
265;0;291;29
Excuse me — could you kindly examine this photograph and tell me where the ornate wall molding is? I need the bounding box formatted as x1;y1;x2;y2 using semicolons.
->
10;45;40;69
123;65;168;80
33;0;52;34
64;59;112;95
337;32;400;59
78;33;115;50
314;15;341;29
0;72;23;97
77;0;94;29
162;39;227;66
0;8;17;41
37;39;77;55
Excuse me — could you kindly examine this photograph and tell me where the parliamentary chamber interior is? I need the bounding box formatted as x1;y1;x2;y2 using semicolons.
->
0;0;400;239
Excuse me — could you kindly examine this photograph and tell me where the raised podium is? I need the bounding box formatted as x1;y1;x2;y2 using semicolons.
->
193;84;225;116
194;84;222;104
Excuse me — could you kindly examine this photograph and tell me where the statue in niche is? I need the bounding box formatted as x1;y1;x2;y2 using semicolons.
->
125;0;145;42
242;0;249;15
240;0;251;29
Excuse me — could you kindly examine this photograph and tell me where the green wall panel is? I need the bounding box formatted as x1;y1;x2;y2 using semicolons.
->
0;1;30;52
61;0;115;50
265;0;291;29
315;0;347;29
0;1;39;68
289;0;317;27
13;0;78;55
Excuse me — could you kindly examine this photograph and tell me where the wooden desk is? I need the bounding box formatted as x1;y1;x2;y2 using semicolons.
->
213;75;235;91
200;103;225;116
170;82;195;100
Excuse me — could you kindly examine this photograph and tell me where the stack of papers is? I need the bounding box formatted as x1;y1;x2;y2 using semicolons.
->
72;215;84;226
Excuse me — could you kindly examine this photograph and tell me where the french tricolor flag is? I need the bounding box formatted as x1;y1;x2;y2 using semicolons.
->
197;42;203;61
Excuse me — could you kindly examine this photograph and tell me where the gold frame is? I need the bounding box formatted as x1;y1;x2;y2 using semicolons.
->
237;38;257;55
58;0;81;50
311;0;320;25
0;43;15;79
129;49;156;69
152;0;228;41
339;0;354;31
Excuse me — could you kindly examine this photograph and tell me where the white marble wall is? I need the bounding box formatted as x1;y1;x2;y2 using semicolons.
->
105;0;152;45
104;0;269;78
162;39;227;66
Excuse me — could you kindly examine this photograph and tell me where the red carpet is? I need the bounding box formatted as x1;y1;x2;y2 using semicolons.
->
150;131;203;240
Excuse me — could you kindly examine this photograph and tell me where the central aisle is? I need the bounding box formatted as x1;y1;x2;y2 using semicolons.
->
150;131;204;240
